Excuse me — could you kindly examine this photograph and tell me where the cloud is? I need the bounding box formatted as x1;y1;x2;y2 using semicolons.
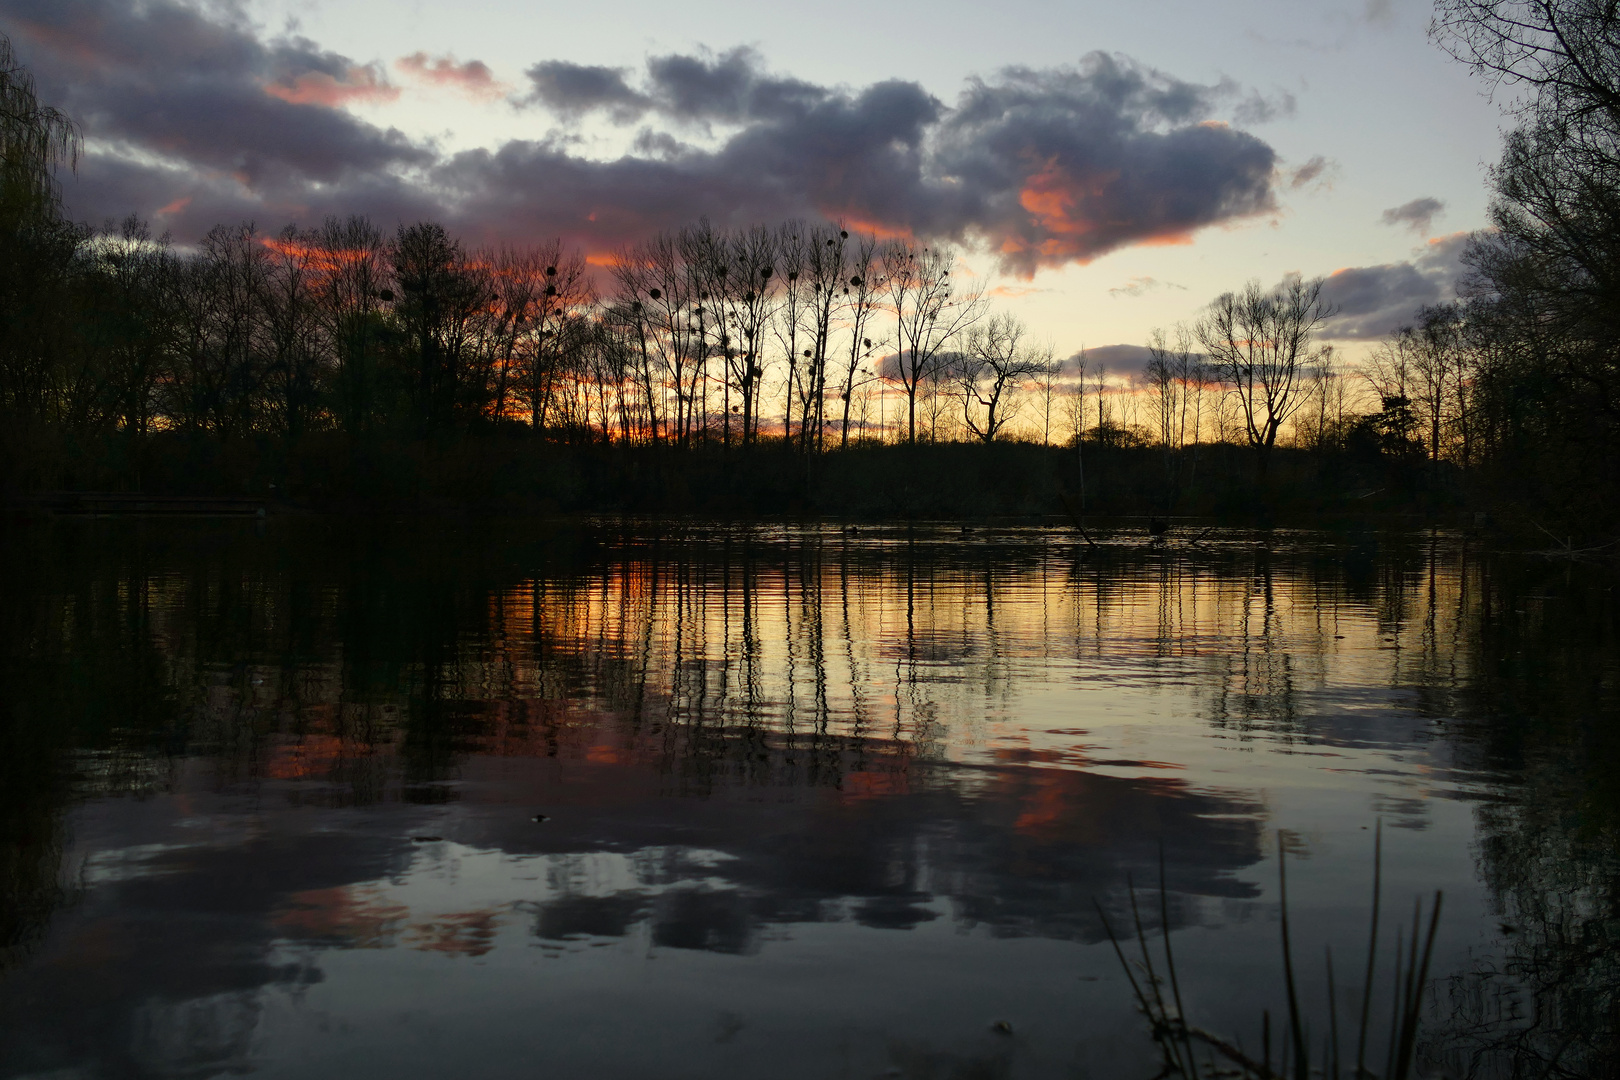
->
644;46;828;125
1231;87;1296;125
396;53;506;100
520;47;830;128
1319;232;1471;339
1287;154;1336;190
264;64;398;107
927;53;1279;274
1075;343;1156;377
519;60;650;121
9;1;1289;275
2;0;431;235
1380;196;1444;233
1108;275;1185;298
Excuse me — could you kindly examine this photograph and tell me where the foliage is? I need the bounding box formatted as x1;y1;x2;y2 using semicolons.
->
1429;0;1620;528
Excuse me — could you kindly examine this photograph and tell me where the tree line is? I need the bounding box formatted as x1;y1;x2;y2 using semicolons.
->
6;3;1620;527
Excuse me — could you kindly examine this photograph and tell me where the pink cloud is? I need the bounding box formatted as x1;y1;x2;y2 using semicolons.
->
264;66;399;108
396;53;507;99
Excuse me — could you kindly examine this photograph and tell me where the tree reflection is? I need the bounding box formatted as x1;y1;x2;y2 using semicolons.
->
2;521;1612;1077
1419;550;1620;1079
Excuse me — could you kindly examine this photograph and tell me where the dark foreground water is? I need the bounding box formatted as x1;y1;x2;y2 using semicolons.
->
1;520;1615;1080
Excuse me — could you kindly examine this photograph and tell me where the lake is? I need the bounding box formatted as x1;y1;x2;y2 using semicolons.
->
1;519;1614;1079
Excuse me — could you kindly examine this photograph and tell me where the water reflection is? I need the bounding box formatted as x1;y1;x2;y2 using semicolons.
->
0;521;1613;1078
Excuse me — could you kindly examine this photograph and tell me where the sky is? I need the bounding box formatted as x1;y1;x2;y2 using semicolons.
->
1;0;1507;365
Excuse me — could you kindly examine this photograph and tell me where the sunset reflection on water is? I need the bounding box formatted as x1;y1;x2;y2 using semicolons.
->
1;521;1613;1079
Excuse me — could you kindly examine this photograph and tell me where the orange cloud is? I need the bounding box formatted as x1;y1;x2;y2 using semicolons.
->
397;53;507;99
261;237;375;276
998;156;1213;276
156;196;191;217
837;216;913;241
265;66;399;108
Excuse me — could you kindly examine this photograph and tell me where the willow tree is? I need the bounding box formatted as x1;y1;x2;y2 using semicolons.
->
0;35;78;231
1;34;84;421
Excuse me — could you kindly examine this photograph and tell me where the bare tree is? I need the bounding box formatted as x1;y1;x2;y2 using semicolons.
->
391;221;492;432
1297;344;1343;453
728;224;778;445
1089;362;1109;439
611;231;700;445
1063;350;1089;507
1144;326;1191;504
772;224;810;448
835;233;885;449
1196;276;1333;473
955;313;1048;442
166;223;273;439
263;225;326;441
92;217;179;440
1036;349;1062;445
510;243;591;433
882;243;987;444
309;216;389;436
799;223;847;451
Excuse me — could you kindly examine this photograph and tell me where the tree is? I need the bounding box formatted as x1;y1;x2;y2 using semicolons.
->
1298;344;1347;454
0;34;84;423
1144;325;1196;503
309;216;390;436
955;313;1048;443
1063;351;1089;508
391;222;491;432
0;34;78;234
165;223;273;439
88;217;179;440
492;242;590;433
728;224;779;445
1431;1;1620;520
834;233;885;449
883;243;986;445
263;225;326;441
1196;276;1333;474
767;224;808;449
796;224;846;451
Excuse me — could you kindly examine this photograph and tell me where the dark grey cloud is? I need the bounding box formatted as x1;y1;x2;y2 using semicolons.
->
521;48;835;128
1073;343;1155;376
928;53;1278;274
1380;196;1445;233
1;0;430;234
6;0;1289;273
521;60;650;121
1319;232;1471;339
644;47;828;124
431;76;944;249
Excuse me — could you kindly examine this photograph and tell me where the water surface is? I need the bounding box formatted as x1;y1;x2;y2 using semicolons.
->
2;520;1614;1079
